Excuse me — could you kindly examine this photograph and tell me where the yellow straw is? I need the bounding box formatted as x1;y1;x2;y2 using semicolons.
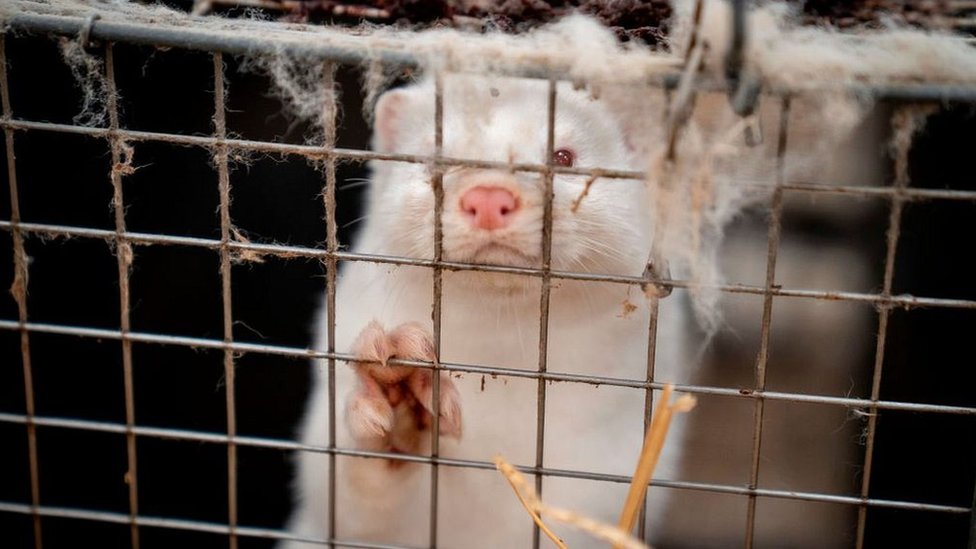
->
616;385;697;545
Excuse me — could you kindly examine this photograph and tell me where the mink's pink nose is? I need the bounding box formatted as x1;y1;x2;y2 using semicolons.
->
459;186;518;230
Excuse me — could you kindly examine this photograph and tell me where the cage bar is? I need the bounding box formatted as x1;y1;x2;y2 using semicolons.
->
0;4;974;548
0;407;968;547
0;492;966;549
528;77;558;549
428;72;445;549
1;316;974;418
104;41;142;549
635;261;664;535
636;83;678;542
6;116;976;203
0;424;966;508
5;11;420;73
211;50;240;549
0;33;43;549
853;106;919;549
320;60;340;549
2;218;975;311
7;114;976;201
635;287;662;541
9;11;976;103
0;500;411;549
6;113;976;203
743;95;792;549
0;117;649;181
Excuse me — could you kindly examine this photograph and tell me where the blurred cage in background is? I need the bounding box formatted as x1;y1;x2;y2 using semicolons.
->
0;1;974;549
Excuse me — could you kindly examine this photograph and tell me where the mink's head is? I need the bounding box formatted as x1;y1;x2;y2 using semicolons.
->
364;75;651;288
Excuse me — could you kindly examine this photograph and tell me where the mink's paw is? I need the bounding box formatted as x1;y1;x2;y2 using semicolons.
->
345;321;463;452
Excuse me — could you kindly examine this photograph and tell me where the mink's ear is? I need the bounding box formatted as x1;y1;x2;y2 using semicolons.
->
372;88;411;153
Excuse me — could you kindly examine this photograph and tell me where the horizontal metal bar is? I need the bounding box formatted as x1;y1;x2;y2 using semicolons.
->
3;12;419;70
3;490;958;549
781;182;976;202
6;118;976;203
0;501;411;549
1;11;680;85
0;118;648;180
4;220;976;311
0;415;970;515
0;319;974;416
6;11;976;102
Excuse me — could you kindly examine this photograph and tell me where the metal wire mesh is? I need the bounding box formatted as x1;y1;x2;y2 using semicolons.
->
0;5;975;549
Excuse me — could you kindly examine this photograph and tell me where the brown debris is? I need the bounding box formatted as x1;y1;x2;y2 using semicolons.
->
798;0;956;30
200;0;969;49
619;299;637;318
569;175;598;213
9;244;28;309
112;141;137;177
230;227;268;264
455;0;673;48
204;0;672;47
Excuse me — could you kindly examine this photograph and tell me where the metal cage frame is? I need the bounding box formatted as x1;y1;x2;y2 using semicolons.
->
1;5;975;549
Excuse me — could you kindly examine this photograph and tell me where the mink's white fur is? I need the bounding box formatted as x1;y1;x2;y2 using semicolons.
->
282;75;689;548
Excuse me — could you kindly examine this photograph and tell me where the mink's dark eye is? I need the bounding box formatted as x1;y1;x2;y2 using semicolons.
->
552;148;575;167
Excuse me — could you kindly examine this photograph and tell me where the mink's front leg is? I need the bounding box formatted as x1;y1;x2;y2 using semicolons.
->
346;321;462;462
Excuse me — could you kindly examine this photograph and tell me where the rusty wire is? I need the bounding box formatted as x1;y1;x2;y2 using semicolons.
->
1;8;975;549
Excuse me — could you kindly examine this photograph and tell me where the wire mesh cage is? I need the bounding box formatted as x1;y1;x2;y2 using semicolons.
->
0;1;975;548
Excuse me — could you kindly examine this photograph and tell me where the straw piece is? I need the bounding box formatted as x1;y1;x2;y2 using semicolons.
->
494;383;695;549
494;456;569;549
616;385;697;544
494;454;651;549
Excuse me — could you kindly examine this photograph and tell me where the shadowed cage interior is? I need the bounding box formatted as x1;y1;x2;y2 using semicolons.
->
0;4;974;549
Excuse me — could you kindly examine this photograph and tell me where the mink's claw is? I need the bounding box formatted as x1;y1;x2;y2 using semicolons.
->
345;321;464;454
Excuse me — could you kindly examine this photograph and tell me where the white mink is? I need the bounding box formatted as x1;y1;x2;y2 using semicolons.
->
282;74;689;548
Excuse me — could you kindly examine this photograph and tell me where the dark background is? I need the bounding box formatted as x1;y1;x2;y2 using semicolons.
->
0;26;974;549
